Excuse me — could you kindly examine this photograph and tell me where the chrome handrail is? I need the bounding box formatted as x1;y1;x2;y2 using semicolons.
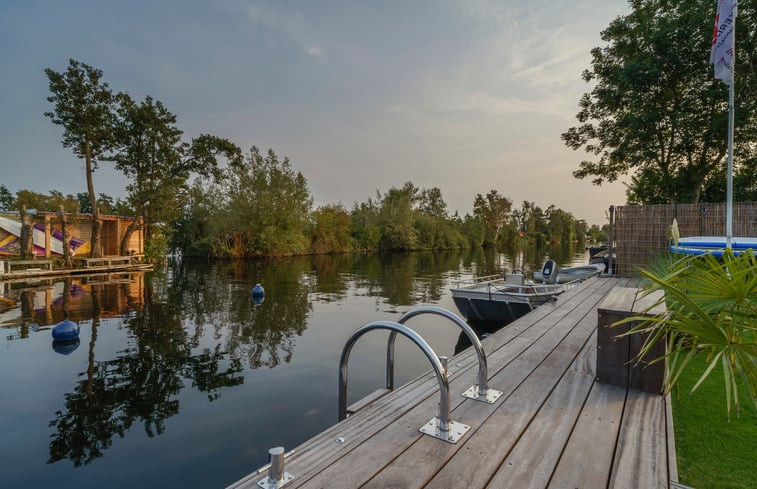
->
338;321;450;428
392;306;502;403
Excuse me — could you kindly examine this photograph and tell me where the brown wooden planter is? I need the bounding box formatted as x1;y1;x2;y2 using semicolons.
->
597;287;667;393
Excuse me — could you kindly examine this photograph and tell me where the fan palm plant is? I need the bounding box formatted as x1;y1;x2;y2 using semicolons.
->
619;249;757;417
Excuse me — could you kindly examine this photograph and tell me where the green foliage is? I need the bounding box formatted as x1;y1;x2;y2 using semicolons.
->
9;189;79;213
309;204;352;254
170;180;219;257
473;190;513;246
563;1;757;204
143;232;169;263
621;249;757;417
44;59;116;169
76;192;131;215
110;93;241;254
350;199;382;251
377;186;418;250
586;223;608;243
176;146;313;258
0;185;14;211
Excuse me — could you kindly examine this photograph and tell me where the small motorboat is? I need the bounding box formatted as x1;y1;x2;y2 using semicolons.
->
533;262;605;284
450;272;566;326
450;260;602;326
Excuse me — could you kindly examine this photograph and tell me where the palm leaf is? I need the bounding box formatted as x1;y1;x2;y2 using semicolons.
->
612;248;757;417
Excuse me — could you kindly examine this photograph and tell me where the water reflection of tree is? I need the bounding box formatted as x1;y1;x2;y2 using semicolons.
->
308;253;351;302
350;251;459;305
168;259;312;369
48;279;243;467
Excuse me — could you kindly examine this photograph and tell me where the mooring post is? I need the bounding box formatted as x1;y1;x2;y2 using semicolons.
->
257;446;295;489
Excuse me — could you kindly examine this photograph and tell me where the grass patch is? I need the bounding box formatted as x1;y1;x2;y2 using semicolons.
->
672;355;757;489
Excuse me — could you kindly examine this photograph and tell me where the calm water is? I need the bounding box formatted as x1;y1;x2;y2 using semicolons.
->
0;246;588;488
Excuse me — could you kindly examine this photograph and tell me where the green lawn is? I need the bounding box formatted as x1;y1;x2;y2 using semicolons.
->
671;357;757;489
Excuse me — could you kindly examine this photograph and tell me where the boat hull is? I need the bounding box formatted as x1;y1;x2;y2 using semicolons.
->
452;295;532;326
450;280;565;327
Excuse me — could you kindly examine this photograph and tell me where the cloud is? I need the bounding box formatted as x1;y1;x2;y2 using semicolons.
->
304;45;325;57
234;1;326;58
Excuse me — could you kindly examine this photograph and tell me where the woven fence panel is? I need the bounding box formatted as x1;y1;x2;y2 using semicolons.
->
613;202;757;276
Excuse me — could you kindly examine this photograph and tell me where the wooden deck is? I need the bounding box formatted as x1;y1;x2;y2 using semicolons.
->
229;277;677;489
0;256;151;281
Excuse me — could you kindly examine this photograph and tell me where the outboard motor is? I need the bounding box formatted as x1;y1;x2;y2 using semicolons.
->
541;259;558;284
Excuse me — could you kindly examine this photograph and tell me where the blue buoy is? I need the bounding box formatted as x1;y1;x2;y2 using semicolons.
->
52;338;80;355
252;283;265;298
52;319;80;341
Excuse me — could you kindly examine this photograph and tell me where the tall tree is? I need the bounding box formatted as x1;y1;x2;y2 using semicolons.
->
563;1;757;204
45;59;117;257
378;185;418;251
110;94;241;257
473;190;512;246
221;147;312;256
0;185;14;211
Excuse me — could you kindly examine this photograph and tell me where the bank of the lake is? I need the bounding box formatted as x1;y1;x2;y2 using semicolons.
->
0;246;589;488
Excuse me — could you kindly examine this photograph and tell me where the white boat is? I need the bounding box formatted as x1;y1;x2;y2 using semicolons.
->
533;262;605;284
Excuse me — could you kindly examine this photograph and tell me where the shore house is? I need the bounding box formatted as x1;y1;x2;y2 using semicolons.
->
0;211;145;258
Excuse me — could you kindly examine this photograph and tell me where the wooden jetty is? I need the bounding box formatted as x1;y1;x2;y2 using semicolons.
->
0;255;151;281
228;277;679;489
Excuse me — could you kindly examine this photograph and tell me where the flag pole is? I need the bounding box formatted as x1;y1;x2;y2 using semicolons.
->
712;0;737;249
726;65;734;249
725;1;738;250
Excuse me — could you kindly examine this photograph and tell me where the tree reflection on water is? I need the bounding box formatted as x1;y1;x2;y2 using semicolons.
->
46;257;315;466
41;244;584;468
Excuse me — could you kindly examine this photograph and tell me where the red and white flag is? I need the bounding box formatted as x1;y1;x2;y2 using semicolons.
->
710;0;737;84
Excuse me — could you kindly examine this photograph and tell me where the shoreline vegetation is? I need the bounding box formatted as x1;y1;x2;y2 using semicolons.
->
0;58;606;262
0;177;606;262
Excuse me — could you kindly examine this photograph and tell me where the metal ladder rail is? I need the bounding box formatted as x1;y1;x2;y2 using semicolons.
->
389;306;502;403
338;320;469;443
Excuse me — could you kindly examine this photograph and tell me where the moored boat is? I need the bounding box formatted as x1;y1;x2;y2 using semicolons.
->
450;259;603;326
450;273;567;326
533;262;605;284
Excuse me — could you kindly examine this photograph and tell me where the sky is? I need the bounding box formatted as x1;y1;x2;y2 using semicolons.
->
0;0;632;226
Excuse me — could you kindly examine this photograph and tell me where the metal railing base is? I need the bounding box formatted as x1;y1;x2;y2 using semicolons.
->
257;473;295;489
462;385;503;404
419;417;470;444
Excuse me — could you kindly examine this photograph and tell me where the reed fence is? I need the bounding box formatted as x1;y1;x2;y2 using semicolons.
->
611;202;757;276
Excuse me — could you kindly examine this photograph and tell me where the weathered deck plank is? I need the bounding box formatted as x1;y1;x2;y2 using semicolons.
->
547;381;627;488
609;389;669;488
422;279;616;489
227;277;674;489
228;278;613;489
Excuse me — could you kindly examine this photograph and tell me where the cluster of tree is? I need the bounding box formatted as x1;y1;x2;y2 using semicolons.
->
564;0;756;204
36;59;594;260
0;185;131;216
34;2;756;259
43;59;240;259
471;192;593;248
172;162;589;257
2;179;594;259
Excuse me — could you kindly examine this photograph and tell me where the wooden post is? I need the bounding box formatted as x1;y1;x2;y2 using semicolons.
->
59;205;72;269
44;215;51;259
608;205;615;275
19;205;33;259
